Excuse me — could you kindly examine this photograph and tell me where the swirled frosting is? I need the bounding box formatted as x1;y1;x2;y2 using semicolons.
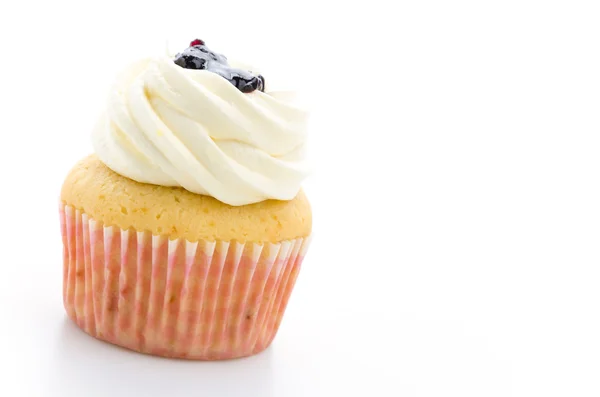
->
92;55;309;206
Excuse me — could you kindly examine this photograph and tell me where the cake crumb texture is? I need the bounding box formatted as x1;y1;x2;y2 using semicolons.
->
61;155;312;242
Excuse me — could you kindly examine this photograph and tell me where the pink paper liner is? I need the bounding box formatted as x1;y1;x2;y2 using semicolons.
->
59;204;311;360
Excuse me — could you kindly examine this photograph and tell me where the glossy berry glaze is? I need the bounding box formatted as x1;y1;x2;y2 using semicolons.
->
174;39;265;93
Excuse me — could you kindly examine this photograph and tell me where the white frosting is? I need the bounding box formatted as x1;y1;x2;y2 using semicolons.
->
92;56;309;206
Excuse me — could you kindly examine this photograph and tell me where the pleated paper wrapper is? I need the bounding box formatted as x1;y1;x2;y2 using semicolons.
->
59;204;311;360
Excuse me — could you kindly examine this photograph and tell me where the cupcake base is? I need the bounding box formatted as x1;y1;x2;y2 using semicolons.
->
60;204;311;360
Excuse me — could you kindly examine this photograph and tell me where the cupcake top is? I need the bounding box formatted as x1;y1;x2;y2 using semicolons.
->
92;39;309;206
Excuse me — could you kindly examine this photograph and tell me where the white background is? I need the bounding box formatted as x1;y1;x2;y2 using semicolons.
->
1;0;600;396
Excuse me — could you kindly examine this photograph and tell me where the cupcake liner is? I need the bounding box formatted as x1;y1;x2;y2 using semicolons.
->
59;204;311;360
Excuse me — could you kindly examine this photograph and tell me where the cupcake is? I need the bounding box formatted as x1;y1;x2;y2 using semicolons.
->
59;39;312;360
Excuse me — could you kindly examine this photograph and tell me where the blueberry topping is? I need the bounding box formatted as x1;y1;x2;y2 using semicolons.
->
174;55;206;70
257;75;265;91
173;39;265;94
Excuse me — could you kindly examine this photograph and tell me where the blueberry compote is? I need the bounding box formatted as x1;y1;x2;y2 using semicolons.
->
174;39;265;94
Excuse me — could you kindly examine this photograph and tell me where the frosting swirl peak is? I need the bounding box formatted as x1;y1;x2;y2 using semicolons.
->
92;55;309;206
